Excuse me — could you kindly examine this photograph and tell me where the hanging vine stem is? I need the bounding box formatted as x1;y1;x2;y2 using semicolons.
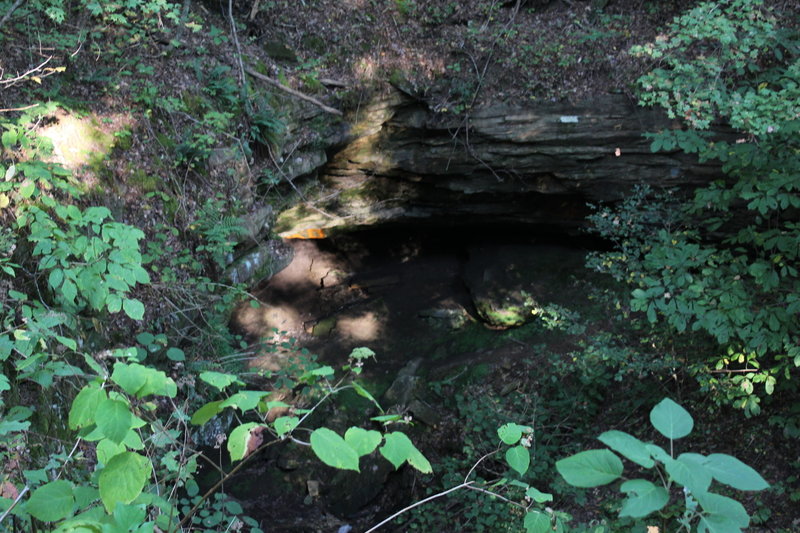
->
363;447;530;532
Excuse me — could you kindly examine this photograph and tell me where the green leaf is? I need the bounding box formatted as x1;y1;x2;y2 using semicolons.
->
344;427;382;457
69;385;107;430
227;422;263;462
349;347;376;360
556;449;623;487
379;432;432;473
705;454;768;491
55;335;77;351
62;278;78;304
26;480;75;522
645;443;671;463
505;445;530;475
598;430;655;468
309;365;334;376
273;416;299;437
650;398;693;439
664;454;712;495
48;268;64;290
352;382;382;411
524;510;551;533
111;362;177;398
198;371;242;391
1;131;18;148
122;298;145;320
191;400;223;425
370;414;403;424
98;452;151;512
95;398;133;444
696;492;750;529
525;486;553;504
96;438;126;464
219;390;270;412
697;514;745;533
498;423;527;445
618;479;669;518
311;427;360;472
165;347;185;361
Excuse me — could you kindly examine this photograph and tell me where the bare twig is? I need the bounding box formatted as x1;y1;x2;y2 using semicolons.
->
0;55;55;88
245;66;343;116
227;0;247;89
0;485;28;525
364;481;475;533
0;103;39;113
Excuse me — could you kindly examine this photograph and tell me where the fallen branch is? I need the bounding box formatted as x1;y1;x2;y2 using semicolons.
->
245;66;343;116
0;103;39;113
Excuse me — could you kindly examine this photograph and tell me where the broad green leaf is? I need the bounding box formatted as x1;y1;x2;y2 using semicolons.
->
524;511;551;533
0;420;30;434
645;443;671;463
379;432;431;473
55;335;77;351
191;401;224;425
697;514;745;533
98;452;151;512
96;398;133;444
311;427;360;472
497;423;526;445
618;479;669;518
556;449;623;487
165;347;185;361
344;427;382;457
705;454;768;491
227;422;263;462
696;492;750;529
220;391;270;412
97;438;126;464
309;365;334;376
111;362;176;398
122;429;145;450
69;385;107;430
73;485;99;508
650;398;693;439
122;298;145;320
664;454;712;495
48;268;64;290
598;430;654;468
62;278;78;304
505;445;530;475
26;480;75;522
273;416;300;437
525;486;553;504
199;371;242;391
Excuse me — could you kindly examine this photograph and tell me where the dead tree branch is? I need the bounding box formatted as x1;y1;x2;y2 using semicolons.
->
245;66;343;116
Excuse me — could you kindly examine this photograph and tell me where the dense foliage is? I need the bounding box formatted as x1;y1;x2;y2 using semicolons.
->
590;0;800;416
1;0;798;531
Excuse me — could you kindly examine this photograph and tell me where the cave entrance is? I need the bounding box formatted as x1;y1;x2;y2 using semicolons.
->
234;219;605;377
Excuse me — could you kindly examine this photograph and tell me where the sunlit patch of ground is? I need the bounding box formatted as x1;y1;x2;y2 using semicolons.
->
37;108;132;182
335;311;382;342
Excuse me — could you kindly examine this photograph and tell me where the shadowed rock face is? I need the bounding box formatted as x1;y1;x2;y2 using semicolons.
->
277;91;720;236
